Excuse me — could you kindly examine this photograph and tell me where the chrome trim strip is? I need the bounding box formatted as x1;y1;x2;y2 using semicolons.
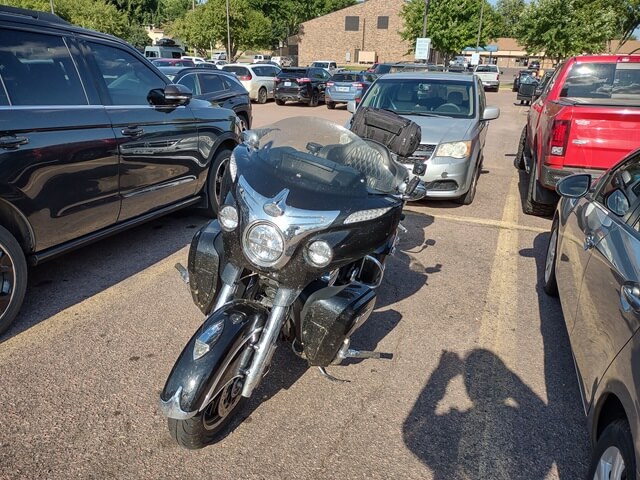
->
159;386;197;420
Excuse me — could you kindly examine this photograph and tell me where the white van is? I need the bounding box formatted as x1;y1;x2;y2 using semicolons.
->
144;45;184;59
253;54;271;63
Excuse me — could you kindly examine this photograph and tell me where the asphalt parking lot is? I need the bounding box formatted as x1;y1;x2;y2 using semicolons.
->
0;91;590;479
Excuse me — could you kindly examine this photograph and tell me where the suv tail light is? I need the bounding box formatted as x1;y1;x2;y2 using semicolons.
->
351;82;364;88
297;77;311;83
550;120;570;157
238;74;252;81
326;81;334;87
274;77;281;83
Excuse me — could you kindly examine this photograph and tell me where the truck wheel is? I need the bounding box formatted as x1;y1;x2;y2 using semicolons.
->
0;225;27;336
514;126;527;170
524;161;555;216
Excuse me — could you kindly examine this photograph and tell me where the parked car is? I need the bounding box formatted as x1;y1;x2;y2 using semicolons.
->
272;56;292;67
0;5;240;335
528;60;541;70
144;45;184;59
325;71;377;109
252;54;271;63
221;63;280;103
543;151;640;479
473;64;501;91
514;54;640;216
151;58;195;67
389;62;438;73
274;67;332;106
367;63;394;75
182;55;207;64
348;72;500;204
210;51;227;61
512;69;535;92
157;67;252;130
311;60;338;74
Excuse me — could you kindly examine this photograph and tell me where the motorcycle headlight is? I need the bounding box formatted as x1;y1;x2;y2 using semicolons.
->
219;205;238;231
436;141;471;159
243;222;284;266
305;240;333;267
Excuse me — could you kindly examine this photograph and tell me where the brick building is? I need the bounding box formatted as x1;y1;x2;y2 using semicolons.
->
296;0;410;67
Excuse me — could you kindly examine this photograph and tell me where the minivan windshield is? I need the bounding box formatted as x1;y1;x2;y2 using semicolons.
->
360;78;476;118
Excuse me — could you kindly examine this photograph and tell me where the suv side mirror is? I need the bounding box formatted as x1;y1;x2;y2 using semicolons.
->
148;84;192;106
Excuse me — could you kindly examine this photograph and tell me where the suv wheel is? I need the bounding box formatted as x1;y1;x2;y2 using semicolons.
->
275;99;285;106
205;149;232;217
0;226;27;336
308;90;319;107
326;102;336;109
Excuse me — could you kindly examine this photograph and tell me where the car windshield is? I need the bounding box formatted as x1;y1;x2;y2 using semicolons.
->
560;62;640;105
239;117;403;195
360;78;476;118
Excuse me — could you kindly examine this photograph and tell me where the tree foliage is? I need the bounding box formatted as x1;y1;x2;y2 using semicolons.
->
515;0;617;60
494;0;525;38
400;0;499;62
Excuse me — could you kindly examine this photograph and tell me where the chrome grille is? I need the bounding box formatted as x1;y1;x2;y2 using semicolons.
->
399;143;436;165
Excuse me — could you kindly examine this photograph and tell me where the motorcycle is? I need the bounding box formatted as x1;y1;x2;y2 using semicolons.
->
159;115;426;449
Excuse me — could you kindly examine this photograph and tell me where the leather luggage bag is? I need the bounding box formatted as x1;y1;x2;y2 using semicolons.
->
349;106;421;158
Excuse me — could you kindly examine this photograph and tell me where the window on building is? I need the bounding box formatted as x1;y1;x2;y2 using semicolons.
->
345;16;359;31
377;16;389;29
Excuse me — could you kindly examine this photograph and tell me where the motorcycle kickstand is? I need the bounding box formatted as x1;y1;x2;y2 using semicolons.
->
317;367;350;383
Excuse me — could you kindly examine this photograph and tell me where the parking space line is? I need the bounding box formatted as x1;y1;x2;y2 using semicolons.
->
418;211;547;235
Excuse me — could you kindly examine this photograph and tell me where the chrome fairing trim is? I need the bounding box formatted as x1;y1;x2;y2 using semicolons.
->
236;175;340;269
158;386;197;420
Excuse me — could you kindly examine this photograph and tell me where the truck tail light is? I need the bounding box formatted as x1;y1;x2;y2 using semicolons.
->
297;77;311;83
550;120;570;156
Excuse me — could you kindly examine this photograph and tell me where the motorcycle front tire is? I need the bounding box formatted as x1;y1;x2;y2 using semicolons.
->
168;349;249;449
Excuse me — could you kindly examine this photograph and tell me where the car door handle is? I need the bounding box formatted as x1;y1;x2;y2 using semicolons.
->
0;135;28;148
121;126;144;137
621;283;640;313
584;234;596;250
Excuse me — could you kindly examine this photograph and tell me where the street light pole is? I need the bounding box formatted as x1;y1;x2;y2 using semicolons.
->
475;0;485;52
50;0;54;13
226;0;232;62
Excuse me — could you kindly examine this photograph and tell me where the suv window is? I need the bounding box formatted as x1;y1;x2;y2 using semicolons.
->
199;73;224;93
0;29;86;106
87;42;166;105
177;73;199;95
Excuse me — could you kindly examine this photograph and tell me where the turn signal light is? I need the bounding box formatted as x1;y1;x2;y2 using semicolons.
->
550;119;570;157
297;77;311;83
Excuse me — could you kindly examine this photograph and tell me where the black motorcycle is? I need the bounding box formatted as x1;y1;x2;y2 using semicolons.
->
159;115;425;449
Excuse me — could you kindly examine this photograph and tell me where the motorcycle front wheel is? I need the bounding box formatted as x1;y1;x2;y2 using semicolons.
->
168;351;249;449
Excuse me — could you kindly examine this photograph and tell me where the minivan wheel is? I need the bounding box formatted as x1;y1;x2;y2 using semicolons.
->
0;225;27;336
205;149;232;217
588;419;635;480
257;88;267;104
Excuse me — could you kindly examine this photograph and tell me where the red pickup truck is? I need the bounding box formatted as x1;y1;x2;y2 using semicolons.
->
515;55;640;215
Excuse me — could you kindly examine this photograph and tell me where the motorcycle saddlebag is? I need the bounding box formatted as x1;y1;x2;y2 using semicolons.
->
350;106;421;158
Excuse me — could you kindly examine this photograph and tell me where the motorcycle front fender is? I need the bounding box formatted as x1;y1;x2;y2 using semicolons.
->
159;301;268;419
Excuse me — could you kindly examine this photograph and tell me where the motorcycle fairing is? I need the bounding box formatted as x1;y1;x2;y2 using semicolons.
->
188;220;224;315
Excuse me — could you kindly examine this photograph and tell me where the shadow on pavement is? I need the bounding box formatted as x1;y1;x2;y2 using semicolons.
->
402;233;590;479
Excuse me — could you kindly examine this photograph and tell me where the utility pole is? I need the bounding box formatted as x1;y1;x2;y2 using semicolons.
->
475;0;485;52
50;0;54;14
226;0;232;62
422;0;430;38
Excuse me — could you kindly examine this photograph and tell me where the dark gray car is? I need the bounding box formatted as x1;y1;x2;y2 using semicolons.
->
544;150;640;479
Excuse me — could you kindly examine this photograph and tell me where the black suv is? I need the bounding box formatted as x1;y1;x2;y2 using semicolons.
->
274;67;331;106
157;67;253;130
0;6;240;335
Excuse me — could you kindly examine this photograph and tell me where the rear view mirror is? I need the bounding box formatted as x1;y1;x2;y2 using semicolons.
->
347;100;356;113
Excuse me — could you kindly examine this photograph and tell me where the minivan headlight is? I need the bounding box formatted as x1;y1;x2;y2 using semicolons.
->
436;141;471;159
243;222;284;266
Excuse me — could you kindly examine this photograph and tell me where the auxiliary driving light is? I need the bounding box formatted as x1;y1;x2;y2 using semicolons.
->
306;240;333;267
219;205;239;231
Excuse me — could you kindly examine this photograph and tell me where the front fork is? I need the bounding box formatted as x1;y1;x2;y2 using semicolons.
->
213;262;296;399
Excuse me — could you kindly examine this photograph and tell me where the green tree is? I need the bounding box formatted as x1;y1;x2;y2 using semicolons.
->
400;0;498;63
601;0;640;51
515;0;616;61
494;0;525;37
156;0;191;25
167;0;271;59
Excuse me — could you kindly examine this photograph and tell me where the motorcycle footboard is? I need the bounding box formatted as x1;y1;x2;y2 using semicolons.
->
160;301;268;419
300;283;376;366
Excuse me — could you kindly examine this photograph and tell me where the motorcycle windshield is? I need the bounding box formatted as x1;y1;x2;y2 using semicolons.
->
237;117;404;197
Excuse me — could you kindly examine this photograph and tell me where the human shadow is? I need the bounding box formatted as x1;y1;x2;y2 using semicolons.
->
404;349;560;479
